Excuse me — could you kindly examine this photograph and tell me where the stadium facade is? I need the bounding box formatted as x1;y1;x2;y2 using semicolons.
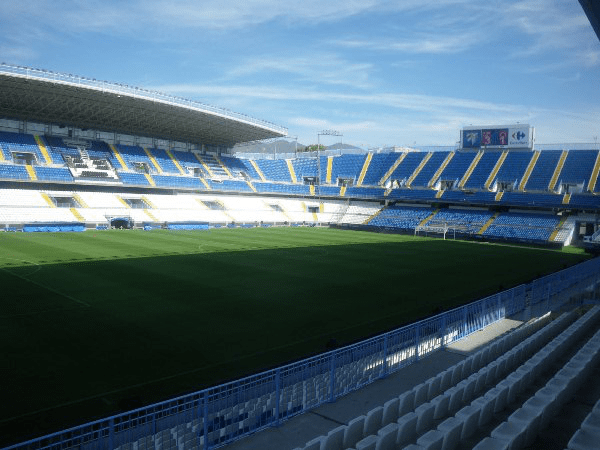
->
2;65;600;449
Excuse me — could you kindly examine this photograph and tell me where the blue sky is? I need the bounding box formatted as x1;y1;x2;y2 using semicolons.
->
1;0;599;148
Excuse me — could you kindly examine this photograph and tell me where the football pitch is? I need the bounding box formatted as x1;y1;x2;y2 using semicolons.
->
0;227;589;444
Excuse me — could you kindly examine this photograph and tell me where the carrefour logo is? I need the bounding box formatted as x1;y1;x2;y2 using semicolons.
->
512;131;526;141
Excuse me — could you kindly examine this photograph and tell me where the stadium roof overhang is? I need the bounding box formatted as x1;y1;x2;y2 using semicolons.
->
580;0;600;42
0;64;287;148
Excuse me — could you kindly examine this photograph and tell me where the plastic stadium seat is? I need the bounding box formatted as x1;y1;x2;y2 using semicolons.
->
414;382;430;408
471;395;495;427
431;393;450;420
302;436;322;450
363;406;383;436
427;376;442;400
399;390;416;416
396;412;418;447
355;434;378;450
375;422;398;450
344;416;366;449
446;384;465;414
416;429;444;450
472;436;509;450
507;407;542;447
455;404;481;439
436;416;463;450
440;369;454;393
491;420;527;449
381;397;399;426
487;384;509;414
415;402;436;435
321;425;345;450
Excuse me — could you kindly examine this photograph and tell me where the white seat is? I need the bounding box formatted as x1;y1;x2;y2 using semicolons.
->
455;404;481;439
415;402;436;435
432;393;450;420
447;385;465;414
399;390;416;416
363;406;383;437
491;420;527;449
451;361;465;386
581;410;600;433
471;395;495;427
474;368;488;395
396;412;418;447
322;425;345;450
440;368;453;393
436;416;463;450
382;398;399;426
414;382;430;408
355;434;378;450
485;384;509;414
343;416;366;449
508;407;541;447
302;436;323;450
461;356;473;379
375;423;398;450
472;436;509;450
461;377;477;404
428;376;442;400
416;429;444;450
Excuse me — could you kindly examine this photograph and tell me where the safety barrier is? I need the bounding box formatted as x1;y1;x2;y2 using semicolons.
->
6;257;600;450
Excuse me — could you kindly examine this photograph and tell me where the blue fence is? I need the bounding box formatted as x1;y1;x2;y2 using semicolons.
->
7;257;600;450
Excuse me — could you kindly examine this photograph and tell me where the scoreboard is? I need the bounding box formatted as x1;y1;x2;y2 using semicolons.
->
461;124;533;149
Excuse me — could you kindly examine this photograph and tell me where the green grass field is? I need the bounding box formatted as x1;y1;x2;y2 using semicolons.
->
0;227;589;444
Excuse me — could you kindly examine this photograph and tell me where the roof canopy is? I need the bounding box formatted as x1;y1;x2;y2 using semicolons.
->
0;64;287;148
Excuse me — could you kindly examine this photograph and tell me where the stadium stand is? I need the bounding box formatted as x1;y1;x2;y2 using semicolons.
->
1;128;599;248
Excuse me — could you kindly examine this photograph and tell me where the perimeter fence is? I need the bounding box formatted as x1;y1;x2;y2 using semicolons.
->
7;257;600;450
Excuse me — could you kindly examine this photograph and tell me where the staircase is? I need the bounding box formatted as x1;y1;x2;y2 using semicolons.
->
588;151;600;192
458;150;483;188
286;159;298;183
363;207;384;225
109;144;128;170
406;153;432;187
428;152;454;187
193;153;215;177
478;213;499;235
34;135;53;164
143;148;163;174
214;155;233;178
166;149;186;175
418;209;439;227
519;150;540;191
548;150;568;191
70;208;85;222
250;160;266;181
25;164;37;181
549;216;568;242
144;173;156;187
356;153;373;186
484;150;508;190
326;156;334;184
379;153;407;185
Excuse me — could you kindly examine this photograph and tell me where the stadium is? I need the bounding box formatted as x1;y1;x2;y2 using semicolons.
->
1;4;600;448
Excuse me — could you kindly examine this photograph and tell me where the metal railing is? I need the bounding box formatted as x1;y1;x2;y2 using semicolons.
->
6;257;600;450
0;64;287;135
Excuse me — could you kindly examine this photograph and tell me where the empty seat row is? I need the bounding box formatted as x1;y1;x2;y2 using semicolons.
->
293;312;558;450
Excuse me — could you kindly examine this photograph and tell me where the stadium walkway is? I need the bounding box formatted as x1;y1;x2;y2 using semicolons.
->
224;318;523;450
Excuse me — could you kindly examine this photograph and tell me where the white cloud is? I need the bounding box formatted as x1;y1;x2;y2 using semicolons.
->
225;54;374;89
